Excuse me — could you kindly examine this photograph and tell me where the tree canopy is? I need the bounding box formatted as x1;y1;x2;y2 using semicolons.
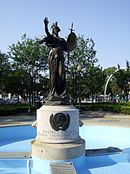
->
66;36;105;103
3;34;49;103
2;34;129;104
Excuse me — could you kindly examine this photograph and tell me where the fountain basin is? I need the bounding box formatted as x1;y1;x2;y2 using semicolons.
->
0;125;130;174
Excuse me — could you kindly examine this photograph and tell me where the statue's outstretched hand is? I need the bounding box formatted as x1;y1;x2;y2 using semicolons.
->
44;17;49;25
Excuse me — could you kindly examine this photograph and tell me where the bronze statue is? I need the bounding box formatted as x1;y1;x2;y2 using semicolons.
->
40;17;76;103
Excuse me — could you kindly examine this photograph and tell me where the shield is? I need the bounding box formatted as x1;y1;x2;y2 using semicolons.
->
67;32;77;52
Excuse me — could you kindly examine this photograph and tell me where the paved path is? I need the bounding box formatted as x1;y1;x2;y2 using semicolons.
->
0;112;36;127
80;110;130;128
0;110;130;128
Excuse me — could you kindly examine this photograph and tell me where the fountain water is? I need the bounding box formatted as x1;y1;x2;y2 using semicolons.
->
0;124;130;174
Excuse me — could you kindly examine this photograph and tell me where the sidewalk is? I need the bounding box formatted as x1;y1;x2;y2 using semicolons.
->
80;110;130;128
0;112;36;127
0;110;130;128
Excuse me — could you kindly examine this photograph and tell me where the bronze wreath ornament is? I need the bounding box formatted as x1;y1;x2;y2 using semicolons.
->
49;113;70;131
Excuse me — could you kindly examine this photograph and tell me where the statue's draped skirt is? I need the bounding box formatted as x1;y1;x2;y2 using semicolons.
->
48;47;66;96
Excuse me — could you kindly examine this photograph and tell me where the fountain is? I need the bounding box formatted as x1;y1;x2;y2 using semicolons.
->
0;18;130;174
0;125;130;174
31;17;85;171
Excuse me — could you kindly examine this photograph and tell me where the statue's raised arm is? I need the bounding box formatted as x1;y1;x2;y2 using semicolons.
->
44;17;51;37
39;17;51;45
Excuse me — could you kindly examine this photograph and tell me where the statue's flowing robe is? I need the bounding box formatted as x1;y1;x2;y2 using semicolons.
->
44;35;68;96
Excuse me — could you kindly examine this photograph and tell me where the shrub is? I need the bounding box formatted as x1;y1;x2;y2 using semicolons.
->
0;104;35;116
77;102;130;115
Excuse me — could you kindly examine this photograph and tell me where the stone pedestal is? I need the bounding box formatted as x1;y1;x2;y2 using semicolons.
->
32;104;85;160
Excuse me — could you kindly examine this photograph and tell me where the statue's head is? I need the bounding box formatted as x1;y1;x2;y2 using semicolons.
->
51;22;61;35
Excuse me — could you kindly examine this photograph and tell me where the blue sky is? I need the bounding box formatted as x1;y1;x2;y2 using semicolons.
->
1;0;130;68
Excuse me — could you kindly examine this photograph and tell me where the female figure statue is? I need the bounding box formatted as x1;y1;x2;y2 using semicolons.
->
40;17;68;100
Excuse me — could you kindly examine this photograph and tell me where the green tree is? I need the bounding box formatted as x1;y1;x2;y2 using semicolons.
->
83;66;106;101
8;34;49;104
0;51;11;95
4;69;29;102
66;36;104;103
104;66;117;76
115;69;130;101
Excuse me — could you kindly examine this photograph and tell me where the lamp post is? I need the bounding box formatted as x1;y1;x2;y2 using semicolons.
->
104;69;119;102
104;66;128;102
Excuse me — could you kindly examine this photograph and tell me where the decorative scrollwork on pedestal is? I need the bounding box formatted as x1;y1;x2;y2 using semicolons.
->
49;113;70;131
